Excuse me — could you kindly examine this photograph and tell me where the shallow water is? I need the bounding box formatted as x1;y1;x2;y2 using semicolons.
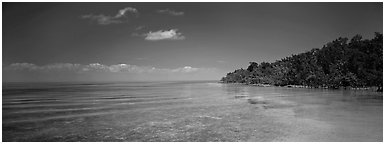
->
2;81;383;141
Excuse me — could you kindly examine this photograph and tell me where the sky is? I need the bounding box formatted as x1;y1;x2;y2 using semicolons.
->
2;2;383;82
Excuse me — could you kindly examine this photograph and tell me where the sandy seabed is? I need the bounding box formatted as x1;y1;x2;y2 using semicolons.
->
3;82;382;142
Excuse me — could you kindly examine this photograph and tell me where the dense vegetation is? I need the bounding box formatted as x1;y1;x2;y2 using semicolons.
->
221;33;383;91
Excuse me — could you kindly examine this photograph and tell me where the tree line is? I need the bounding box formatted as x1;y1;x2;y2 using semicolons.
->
221;33;382;91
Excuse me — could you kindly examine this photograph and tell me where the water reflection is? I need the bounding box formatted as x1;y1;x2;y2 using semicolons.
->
220;83;382;123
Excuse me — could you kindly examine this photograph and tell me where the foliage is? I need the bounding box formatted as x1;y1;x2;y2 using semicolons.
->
221;33;383;91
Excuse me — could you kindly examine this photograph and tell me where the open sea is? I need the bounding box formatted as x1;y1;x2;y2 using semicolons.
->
2;81;383;141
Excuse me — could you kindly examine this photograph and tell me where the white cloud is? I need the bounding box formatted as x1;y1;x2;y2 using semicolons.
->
4;63;227;82
115;7;138;18
171;66;199;73
6;63;81;71
81;7;138;25
83;63;109;71
4;63;204;74
45;63;81;71
157;9;184;16
7;63;38;70
144;29;185;41
107;64;153;73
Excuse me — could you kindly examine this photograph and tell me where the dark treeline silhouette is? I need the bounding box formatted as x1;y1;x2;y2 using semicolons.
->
221;33;383;91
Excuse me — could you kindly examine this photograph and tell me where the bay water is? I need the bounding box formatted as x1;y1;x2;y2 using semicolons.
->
2;81;382;141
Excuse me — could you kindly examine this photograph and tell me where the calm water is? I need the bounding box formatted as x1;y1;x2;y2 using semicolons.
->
2;81;383;141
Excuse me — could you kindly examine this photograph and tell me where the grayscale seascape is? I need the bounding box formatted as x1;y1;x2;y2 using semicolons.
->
3;2;383;142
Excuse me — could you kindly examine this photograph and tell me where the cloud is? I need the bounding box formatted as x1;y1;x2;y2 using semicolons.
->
115;7;138;18
144;29;185;41
4;63;227;82
171;66;199;73
81;7;138;25
157;9;184;16
7;63;39;70
4;63;204;74
82;63;109;72
6;63;81;71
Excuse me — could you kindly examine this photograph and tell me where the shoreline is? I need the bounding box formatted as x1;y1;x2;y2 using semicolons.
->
218;82;382;92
